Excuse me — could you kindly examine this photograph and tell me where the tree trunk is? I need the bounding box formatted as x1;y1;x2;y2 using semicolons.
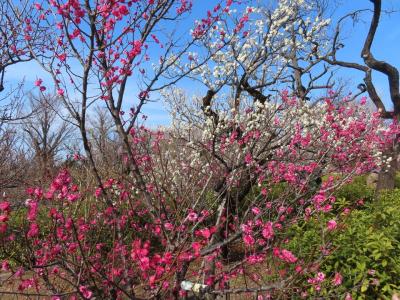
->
376;146;398;191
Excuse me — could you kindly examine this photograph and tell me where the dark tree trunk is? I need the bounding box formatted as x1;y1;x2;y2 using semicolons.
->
376;146;398;191
376;167;396;191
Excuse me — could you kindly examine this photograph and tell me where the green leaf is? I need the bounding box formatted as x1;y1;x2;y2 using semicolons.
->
360;279;370;293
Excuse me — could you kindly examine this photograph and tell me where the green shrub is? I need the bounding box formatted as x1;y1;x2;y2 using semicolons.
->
288;189;400;299
395;172;400;189
333;175;374;204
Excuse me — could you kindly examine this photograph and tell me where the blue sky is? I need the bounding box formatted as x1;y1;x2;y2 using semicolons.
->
331;0;400;107
5;0;400;126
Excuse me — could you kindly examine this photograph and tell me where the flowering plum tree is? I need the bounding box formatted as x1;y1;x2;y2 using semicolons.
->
162;87;397;297
173;0;340;107
4;0;221;193
0;91;397;298
323;0;400;190
0;0;49;92
0;0;399;299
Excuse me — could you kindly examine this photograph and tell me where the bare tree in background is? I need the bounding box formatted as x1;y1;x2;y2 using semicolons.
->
88;106;124;176
0;124;28;197
0;88;31;199
323;0;400;190
23;94;73;182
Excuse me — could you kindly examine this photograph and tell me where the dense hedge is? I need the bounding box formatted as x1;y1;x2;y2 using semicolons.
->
288;179;400;299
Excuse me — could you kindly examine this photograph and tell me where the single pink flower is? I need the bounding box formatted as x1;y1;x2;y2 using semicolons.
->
262;222;274;240
280;249;297;263
1;260;10;271
244;153;253;164
345;293;353;300
198;228;211;239
34;79;43;86
332;272;343;286
27;223;39;238
251;207;261;215
192;242;201;256
187;212;198;222
164;222;173;230
327;219;337;231
295;265;303;274
243;234;255;246
94;187;102;198
0;201;10;212
343;207;351;215
316;272;325;282
79;286;92;299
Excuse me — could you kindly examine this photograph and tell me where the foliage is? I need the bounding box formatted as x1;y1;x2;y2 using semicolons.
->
0;0;399;299
0;98;397;299
333;175;375;204
288;189;400;299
